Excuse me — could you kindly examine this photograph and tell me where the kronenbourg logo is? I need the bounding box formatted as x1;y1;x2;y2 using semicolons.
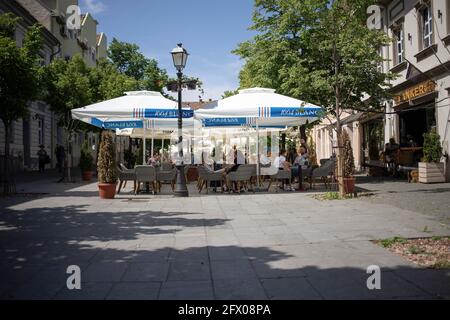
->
203;118;242;126
104;121;141;129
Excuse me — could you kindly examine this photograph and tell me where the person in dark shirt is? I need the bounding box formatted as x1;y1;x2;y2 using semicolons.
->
37;145;48;172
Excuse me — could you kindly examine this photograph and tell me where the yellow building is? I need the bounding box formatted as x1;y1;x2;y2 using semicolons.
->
16;0;107;65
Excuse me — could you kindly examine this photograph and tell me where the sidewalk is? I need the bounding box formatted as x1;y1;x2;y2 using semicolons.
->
0;175;449;300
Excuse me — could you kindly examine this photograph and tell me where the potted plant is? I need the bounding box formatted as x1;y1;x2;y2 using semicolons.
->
419;128;445;183
342;130;356;193
79;142;94;181
97;131;118;199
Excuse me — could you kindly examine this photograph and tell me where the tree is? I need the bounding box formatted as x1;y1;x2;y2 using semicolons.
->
234;0;394;195
0;13;43;194
97;130;117;184
222;90;239;99
108;38;168;92
43;55;93;181
90;58;139;102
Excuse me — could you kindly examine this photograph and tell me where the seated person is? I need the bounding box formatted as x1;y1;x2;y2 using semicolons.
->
274;149;294;191
292;146;309;190
385;138;399;174
260;153;271;167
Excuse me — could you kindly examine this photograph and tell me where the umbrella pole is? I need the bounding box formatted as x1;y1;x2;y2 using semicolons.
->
143;120;146;164
256;119;261;190
151;126;154;158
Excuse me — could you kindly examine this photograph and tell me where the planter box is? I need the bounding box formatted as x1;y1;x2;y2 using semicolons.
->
418;162;445;184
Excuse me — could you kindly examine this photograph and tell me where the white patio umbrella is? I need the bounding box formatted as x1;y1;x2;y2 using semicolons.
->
71;90;194;164
194;87;322;187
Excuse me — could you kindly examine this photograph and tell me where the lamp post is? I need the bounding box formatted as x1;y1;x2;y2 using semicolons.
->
171;43;189;197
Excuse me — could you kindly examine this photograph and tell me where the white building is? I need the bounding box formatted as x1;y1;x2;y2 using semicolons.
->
312;0;450;180
381;0;450;180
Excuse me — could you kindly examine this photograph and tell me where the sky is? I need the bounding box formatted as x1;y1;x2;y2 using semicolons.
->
80;0;257;101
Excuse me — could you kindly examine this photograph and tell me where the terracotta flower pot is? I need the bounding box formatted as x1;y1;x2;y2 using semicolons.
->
98;183;117;199
81;171;93;182
343;177;356;194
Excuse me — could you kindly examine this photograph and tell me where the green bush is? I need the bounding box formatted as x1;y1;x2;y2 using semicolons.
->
79;142;93;172
97;131;117;184
422;128;442;163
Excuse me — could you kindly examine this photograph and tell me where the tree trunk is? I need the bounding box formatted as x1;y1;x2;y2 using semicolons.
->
281;133;286;151
333;42;345;197
300;125;307;141
2;121;15;195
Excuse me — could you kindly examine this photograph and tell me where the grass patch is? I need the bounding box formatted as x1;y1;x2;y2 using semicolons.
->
379;237;407;248
313;191;375;201
375;237;450;269
434;260;450;269
408;245;426;255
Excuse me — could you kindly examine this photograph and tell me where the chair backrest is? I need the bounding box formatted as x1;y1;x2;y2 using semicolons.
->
314;159;335;176
319;158;330;166
197;165;212;178
261;164;278;176
135;165;156;181
161;162;173;171
235;164;256;179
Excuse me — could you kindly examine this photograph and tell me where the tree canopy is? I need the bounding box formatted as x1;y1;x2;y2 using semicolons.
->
0;13;43;128
108;38;168;92
234;0;393;113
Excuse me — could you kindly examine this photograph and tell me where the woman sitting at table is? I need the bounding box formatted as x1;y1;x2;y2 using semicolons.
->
274;149;294;191
292;146;309;191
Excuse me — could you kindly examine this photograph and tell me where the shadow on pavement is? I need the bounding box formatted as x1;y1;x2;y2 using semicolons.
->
0;204;449;300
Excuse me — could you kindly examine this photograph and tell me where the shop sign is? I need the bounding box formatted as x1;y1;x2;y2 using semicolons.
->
394;80;436;105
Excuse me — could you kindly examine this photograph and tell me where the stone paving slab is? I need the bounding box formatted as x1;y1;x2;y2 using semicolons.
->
0;179;449;300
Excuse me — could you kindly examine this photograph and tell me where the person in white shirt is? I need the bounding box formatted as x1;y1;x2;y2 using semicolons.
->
274;149;293;191
235;146;245;165
223;144;234;165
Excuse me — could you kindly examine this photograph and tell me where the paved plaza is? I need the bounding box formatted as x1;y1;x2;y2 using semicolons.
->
0;173;449;300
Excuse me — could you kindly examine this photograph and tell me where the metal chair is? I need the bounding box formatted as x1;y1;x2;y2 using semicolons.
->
309;158;336;190
116;165;136;194
134;166;157;195
197;165;224;193
156;167;177;193
226;164;256;193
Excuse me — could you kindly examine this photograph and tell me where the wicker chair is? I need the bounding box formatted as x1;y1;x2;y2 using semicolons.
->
156;167;177;193
134;166;157;195
116;165;136;194
267;169;292;192
197;165;224;193
309;158;336;190
226;164;256;193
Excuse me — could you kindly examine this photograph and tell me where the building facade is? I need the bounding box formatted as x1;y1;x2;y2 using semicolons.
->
0;0;108;172
312;0;450;181
383;0;450;180
0;0;60;172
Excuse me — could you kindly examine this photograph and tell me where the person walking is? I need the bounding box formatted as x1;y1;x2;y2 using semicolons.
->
37;145;48;172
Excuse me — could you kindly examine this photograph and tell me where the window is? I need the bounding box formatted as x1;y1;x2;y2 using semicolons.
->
422;5;433;48
8;122;15;144
393;25;405;65
38;118;44;145
377;47;384;73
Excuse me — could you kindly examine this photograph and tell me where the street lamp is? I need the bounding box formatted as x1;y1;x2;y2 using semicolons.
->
171;43;189;197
